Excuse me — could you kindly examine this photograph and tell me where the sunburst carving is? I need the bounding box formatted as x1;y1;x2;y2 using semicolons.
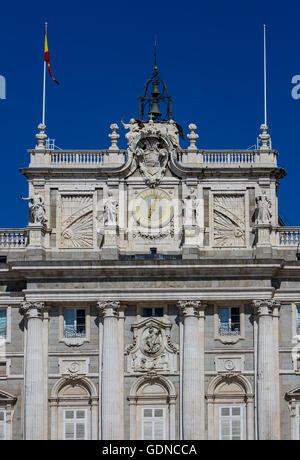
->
213;195;245;247
61;195;93;248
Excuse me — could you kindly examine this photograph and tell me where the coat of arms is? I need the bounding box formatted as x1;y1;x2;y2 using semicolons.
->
135;135;169;187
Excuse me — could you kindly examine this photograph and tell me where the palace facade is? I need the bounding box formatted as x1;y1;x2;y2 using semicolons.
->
0;68;300;440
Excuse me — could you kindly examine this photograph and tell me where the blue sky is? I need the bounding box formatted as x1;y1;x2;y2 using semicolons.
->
0;0;299;227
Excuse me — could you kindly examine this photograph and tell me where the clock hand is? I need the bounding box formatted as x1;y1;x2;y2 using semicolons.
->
148;197;158;219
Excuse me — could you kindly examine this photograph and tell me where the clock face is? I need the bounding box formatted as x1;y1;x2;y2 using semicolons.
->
134;189;173;228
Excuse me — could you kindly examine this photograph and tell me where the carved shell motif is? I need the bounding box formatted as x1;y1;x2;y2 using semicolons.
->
213;194;245;247
61;195;93;248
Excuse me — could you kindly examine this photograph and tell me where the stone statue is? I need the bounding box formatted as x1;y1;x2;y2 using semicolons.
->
166;120;180;148
104;191;118;225
121;118;139;146
185;187;198;225
256;193;272;225
21;193;47;225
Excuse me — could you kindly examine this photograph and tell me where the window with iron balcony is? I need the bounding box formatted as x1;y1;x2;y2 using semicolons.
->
64;309;86;338
219;307;241;336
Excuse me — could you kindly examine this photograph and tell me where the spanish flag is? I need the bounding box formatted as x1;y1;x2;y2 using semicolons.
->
44;25;59;85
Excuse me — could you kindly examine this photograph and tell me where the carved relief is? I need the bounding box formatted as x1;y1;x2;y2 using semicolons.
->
59;358;89;378
135;136;169;187
213;194;245;247
125;318;178;374
61;195;93;248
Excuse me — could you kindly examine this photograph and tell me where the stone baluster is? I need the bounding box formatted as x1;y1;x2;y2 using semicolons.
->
21;301;45;440
253;299;281;440
97;300;123;440
179;300;205;439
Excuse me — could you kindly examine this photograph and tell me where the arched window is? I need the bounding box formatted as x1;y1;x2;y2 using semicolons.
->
49;378;98;440
128;376;176;440
206;375;254;440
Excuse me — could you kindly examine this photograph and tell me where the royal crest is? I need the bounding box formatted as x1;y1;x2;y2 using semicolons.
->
135;135;169;187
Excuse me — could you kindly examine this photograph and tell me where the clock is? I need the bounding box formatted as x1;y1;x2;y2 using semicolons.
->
134;189;173;228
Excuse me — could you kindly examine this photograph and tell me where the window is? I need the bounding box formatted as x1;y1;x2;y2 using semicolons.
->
142;307;164;318
0;410;6;440
63;409;87;440
219;307;240;336
0;310;7;339
219;406;243;440
297;307;300;335
64;309;86;338
142;408;166;440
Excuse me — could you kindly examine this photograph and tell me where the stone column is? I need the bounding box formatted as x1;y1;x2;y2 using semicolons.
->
253;299;281;440
21;301;45;440
179;300;205;440
98;300;123;440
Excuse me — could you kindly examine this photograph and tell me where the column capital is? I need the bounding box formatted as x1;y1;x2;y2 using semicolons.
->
178;300;205;317
97;300;120;318
253;299;281;317
21;301;45;319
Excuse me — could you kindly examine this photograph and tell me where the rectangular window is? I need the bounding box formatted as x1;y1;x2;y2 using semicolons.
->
297;307;300;335
64;309;86;338
0;410;6;440
219;406;243;440
142;308;164;318
63;409;87;440
219;307;240;336
142;408;166;440
0;310;7;339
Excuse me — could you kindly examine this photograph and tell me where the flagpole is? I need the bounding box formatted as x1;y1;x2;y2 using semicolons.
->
42;22;47;125
263;24;267;126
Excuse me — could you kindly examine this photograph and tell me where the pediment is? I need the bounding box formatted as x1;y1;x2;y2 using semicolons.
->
0;389;17;403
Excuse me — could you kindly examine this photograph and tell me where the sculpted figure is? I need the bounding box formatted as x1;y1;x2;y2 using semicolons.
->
256;193;272;225
143;327;161;354
185;187;198;225
121;118;139;145
21;193;47;225
104;191;118;225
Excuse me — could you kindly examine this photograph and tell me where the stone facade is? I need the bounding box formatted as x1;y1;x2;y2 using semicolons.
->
0;89;300;440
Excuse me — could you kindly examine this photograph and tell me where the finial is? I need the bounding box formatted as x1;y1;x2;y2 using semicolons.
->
35;123;47;150
108;123;120;150
187;123;199;150
259;123;271;150
154;35;158;72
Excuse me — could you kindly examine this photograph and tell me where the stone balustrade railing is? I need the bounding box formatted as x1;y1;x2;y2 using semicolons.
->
276;227;300;246
178;149;278;167
0;229;28;248
28;148;278;168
